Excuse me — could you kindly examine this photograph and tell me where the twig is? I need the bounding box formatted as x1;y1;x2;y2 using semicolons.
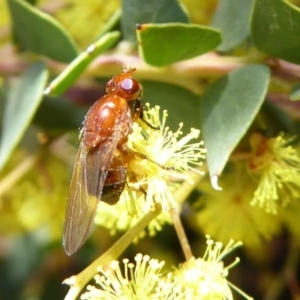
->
63;205;162;300
170;207;193;261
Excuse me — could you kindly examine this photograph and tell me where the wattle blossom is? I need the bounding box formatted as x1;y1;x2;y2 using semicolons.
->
95;104;205;235
248;132;300;214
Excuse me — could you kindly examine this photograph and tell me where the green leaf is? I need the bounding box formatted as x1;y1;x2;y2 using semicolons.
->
44;31;121;96
261;100;295;133
7;0;78;63
200;64;270;178
137;23;221;67
211;0;252;52
0;62;48;170
251;0;300;64
142;81;200;135
121;0;189;42
33;96;87;131
290;83;300;101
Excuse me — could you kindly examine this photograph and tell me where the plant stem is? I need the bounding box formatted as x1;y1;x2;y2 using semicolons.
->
169;170;205;261
63;205;162;300
173;169;205;204
170;207;193;261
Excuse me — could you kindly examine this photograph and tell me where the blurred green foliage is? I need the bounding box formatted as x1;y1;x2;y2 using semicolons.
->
1;0;300;299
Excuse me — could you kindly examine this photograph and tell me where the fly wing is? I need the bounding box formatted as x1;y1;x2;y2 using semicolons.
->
63;143;97;255
63;103;131;255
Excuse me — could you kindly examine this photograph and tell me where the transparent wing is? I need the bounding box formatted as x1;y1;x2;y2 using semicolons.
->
63;105;131;255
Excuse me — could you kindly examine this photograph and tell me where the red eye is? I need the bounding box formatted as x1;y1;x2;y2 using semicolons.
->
120;78;140;96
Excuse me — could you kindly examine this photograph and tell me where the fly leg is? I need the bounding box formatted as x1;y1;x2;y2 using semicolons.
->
128;99;160;130
126;148;175;171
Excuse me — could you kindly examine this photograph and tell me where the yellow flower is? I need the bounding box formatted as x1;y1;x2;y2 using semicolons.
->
197;163;281;248
81;254;169;300
170;236;252;300
127;104;205;212
94;104;205;235
82;239;252;300
0;153;68;241
248;132;300;214
95;189;172;239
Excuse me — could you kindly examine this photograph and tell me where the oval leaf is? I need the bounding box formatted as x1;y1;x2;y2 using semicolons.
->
121;0;189;42
200;64;270;179
211;0;252;52
33;96;87;131
0;62;49;170
44;31;121;96
137;23;221;67
251;0;300;64
261;100;294;133
7;0;78;63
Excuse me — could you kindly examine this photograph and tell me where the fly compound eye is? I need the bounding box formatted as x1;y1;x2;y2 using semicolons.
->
120;78;141;99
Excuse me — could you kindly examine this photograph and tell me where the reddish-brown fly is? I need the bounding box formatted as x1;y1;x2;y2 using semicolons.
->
63;68;143;255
